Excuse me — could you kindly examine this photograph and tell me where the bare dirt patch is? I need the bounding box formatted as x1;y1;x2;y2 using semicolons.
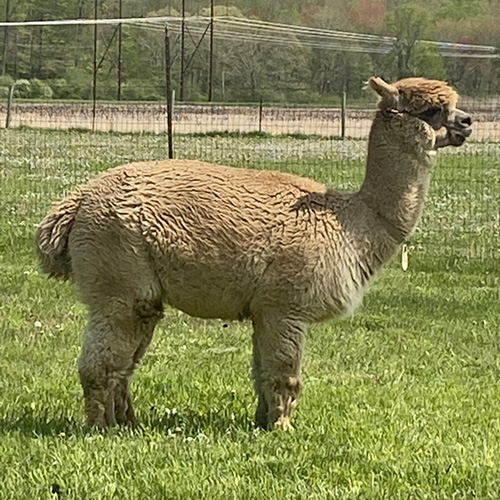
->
0;101;498;141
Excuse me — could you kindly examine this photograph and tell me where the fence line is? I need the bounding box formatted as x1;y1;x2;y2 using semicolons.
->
1;96;499;270
1;100;500;141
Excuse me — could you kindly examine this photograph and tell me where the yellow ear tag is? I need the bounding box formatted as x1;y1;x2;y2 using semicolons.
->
401;244;409;271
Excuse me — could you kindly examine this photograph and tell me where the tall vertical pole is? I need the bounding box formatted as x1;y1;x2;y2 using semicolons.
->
5;83;14;128
165;25;174;159
221;68;225;101
117;0;122;100
258;96;263;133
180;0;186;101
2;0;11;76
208;0;214;102
92;0;98;131
341;81;347;140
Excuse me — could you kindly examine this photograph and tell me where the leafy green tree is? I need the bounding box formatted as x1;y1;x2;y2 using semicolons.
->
412;43;446;80
29;77;53;98
385;2;431;79
311;49;373;99
0;0;499;100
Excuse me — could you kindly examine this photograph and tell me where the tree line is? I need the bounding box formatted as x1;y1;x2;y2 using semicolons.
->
0;0;499;103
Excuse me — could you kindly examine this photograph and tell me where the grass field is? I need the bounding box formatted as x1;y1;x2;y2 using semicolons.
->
1;128;500;498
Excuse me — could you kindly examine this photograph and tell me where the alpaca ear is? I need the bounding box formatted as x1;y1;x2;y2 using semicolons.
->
369;77;400;110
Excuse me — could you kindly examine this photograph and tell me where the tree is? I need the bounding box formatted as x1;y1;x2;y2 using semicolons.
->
412;43;446;81
385;2;432;79
0;0;497;100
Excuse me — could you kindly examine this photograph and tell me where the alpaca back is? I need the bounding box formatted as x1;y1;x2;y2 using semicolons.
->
61;160;357;320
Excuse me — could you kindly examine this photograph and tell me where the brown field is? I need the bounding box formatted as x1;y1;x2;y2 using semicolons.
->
0;101;499;141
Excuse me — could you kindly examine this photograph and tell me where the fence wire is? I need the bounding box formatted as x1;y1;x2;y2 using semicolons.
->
0;21;499;273
1;98;499;272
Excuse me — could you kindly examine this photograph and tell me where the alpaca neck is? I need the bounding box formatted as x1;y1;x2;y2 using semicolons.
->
358;112;436;246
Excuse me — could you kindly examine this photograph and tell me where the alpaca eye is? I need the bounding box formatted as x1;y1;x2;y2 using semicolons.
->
420;108;441;123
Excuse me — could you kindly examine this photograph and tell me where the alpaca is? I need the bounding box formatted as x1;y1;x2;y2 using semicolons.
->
35;77;472;430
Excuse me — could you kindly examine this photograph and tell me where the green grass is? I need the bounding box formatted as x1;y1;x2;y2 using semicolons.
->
1;128;500;498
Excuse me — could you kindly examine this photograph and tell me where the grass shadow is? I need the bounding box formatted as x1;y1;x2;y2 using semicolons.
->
366;287;496;322
142;405;256;436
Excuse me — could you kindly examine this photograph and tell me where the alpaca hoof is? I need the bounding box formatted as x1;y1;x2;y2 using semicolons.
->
86;412;109;429
84;397;111;428
254;397;269;430
114;390;139;428
274;416;294;431
121;411;138;429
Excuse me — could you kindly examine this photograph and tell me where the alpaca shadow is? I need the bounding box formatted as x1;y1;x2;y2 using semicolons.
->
0;414;85;438
0;407;255;438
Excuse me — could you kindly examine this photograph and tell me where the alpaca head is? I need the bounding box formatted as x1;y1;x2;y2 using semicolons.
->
369;76;472;148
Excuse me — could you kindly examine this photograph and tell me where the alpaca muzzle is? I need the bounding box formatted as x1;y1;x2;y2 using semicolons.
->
435;108;473;148
452;109;473;138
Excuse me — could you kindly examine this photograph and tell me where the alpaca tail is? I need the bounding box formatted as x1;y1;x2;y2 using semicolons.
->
35;190;83;280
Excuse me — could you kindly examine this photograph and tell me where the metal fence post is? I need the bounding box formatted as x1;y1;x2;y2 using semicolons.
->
258;96;263;133
5;83;14;129
165;25;174;159
341;84;347;140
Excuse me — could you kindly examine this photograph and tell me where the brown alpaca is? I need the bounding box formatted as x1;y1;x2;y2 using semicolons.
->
35;77;472;430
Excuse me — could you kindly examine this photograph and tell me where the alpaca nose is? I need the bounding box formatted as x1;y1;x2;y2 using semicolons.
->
454;109;472;136
460;114;472;127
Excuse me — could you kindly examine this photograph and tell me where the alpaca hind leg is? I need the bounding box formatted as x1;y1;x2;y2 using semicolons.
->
70;223;163;427
78;302;152;428
113;375;136;426
252;313;307;430
114;299;163;426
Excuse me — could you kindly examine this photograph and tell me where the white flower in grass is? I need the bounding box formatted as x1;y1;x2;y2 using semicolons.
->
34;320;42;329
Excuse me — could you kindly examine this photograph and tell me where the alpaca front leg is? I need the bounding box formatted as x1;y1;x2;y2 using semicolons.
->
252;313;306;430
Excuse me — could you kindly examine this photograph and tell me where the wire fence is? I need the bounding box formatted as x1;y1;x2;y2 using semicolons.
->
1;18;499;272
2;97;499;272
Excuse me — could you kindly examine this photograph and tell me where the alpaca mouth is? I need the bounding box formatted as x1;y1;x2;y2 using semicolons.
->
456;124;473;138
450;132;467;146
435;123;472;148
444;128;471;146
439;110;473;147
449;110;473;140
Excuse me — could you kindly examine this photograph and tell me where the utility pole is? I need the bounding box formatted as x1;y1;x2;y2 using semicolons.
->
180;0;186;101
208;0;214;102
117;0;123;100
